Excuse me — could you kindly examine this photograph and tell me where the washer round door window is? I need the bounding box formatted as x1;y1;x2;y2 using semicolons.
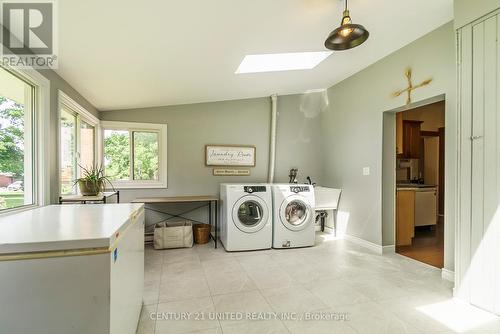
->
279;195;312;231
232;195;269;233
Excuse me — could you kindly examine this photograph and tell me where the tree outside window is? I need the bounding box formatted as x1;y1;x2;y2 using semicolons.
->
104;130;159;182
0;72;34;210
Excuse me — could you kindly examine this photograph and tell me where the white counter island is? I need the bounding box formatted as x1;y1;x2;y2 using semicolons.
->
0;204;145;334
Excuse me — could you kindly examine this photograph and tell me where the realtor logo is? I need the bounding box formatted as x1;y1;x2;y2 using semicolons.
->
0;0;57;68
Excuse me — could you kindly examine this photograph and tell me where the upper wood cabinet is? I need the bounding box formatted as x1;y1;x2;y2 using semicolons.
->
396;118;422;158
403;120;422;158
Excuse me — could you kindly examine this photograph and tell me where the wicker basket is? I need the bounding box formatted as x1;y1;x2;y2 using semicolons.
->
193;224;211;244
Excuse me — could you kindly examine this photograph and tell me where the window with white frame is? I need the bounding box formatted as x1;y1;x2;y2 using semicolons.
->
0;65;49;213
101;121;167;188
59;91;99;195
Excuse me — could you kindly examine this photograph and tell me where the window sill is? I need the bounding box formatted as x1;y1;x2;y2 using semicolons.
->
0;204;40;216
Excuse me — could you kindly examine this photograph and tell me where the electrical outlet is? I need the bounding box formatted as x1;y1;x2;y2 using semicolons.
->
363;167;370;176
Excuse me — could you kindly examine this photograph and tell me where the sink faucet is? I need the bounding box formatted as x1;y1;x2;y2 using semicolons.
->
289;168;298;184
306;176;316;187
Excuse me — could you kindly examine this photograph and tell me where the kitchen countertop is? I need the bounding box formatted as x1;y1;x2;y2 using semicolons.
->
0;203;143;254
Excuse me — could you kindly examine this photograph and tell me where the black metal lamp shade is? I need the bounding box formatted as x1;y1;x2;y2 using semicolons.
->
324;23;369;50
324;1;369;51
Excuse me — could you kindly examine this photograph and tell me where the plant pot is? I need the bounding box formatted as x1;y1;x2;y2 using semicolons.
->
78;180;102;196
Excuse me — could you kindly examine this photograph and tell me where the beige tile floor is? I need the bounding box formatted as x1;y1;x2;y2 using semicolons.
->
137;233;500;334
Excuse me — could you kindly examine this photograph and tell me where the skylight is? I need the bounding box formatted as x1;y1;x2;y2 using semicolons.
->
235;51;333;74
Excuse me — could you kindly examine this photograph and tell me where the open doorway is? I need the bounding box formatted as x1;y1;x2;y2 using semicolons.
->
393;100;445;268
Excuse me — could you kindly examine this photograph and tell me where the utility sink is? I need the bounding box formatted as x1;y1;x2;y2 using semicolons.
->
314;186;341;211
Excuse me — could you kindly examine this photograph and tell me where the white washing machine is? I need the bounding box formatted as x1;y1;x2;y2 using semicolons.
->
272;184;316;248
220;184;272;251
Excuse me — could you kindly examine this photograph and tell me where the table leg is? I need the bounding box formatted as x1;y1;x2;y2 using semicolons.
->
214;200;218;249
334;209;337;237
208;201;212;245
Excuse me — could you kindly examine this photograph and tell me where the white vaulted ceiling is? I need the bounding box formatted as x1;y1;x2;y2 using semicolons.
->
56;0;453;110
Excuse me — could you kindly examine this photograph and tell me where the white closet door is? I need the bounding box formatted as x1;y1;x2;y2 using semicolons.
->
482;15;500;316
469;18;486;311
469;14;500;315
494;14;500;316
457;22;473;303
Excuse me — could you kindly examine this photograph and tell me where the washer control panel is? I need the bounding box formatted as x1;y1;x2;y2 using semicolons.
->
290;186;310;193
244;186;267;193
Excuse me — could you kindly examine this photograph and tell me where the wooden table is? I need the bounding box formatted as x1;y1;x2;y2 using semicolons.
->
59;191;120;204
131;196;219;248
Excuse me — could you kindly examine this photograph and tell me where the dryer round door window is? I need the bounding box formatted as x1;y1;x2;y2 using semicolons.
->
232;195;269;233
279;195;312;231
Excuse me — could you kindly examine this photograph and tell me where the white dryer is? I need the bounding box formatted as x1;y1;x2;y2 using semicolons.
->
220;184;272;251
272;184;316;248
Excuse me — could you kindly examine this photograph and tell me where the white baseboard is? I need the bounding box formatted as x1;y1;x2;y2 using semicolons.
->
315;226;335;233
382;245;395;254
344;234;383;254
441;268;455;282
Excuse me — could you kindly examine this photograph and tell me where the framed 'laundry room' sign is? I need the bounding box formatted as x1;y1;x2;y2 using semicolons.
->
205;145;256;167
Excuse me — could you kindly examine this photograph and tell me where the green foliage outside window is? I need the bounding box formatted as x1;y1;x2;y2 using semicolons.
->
104;130;159;181
0;96;24;178
104;131;130;180
133;132;158;180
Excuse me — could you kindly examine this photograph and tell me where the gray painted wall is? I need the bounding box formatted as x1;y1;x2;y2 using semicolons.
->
320;22;456;271
100;97;271;201
36;69;99;204
100;94;324;202
274;92;326;185
100;94;324;231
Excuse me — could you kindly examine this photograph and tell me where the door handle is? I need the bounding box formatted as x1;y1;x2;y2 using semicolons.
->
470;135;483;140
255;205;261;220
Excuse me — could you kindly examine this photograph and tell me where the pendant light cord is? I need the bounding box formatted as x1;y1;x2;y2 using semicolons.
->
345;0;348;11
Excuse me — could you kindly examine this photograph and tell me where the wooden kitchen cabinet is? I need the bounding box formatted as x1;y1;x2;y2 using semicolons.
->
396;190;415;246
402;120;423;158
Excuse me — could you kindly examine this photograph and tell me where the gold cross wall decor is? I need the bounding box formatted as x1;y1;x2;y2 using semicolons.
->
392;68;433;105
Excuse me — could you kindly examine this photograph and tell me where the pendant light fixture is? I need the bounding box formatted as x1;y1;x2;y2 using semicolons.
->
324;0;369;51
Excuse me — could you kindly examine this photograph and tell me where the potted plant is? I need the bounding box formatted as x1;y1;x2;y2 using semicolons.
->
75;164;114;196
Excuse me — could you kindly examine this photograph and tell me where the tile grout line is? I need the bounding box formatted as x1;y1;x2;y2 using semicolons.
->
199;252;224;333
255;283;295;333
145;237;456;334
151;249;169;334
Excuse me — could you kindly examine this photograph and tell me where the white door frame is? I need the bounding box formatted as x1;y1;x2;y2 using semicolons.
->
381;94;447;261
